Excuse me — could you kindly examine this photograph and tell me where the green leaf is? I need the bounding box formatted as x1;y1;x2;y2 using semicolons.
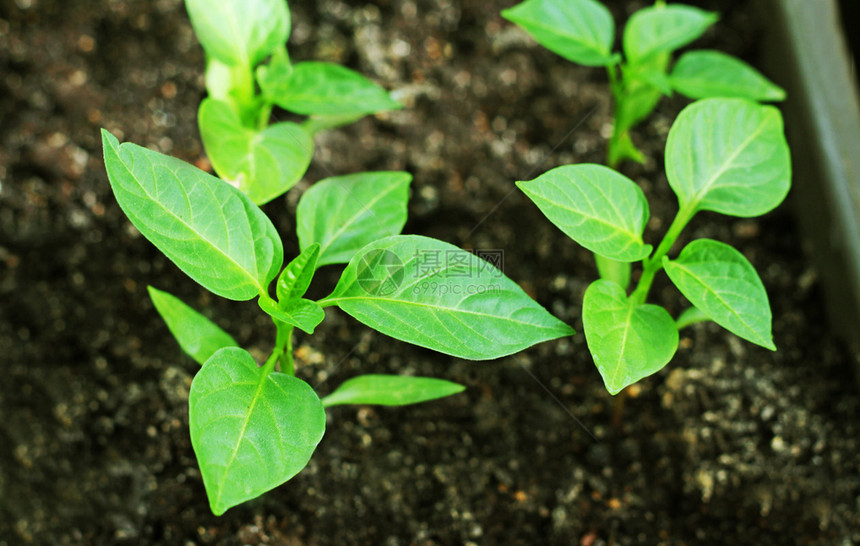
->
148;286;239;366
259;61;402;116
258;296;325;334
501;0;620;67
185;0;290;67
322;375;466;407
101;130;283;300
582;279;678;395
322;235;574;360
517;164;652;262
189;347;325;516
670;50;786;102
297;172;411;267
198;99;314;205
623;5;718;63
277;243;320;302
663;239;775;349
665;98;792;217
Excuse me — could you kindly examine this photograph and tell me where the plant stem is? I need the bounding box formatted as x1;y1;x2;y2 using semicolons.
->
595;254;631;290
630;203;696;305
274;320;295;376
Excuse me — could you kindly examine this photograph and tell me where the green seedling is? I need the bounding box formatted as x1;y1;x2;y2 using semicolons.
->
102;129;572;514
185;0;402;204
502;0;786;167
517;98;791;394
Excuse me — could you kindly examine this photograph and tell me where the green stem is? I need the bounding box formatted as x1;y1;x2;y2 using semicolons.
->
630;203;697;305
595;254;631;290
274;320;295;376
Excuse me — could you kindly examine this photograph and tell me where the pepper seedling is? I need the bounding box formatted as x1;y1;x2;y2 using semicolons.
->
502;0;786;167
102;130;573;514
185;0;402;204
517;98;791;394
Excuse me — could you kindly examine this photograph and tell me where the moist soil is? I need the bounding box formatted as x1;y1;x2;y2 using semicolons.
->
1;0;859;544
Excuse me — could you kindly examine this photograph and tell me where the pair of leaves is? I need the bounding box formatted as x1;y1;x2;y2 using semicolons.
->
199;99;314;205
519;99;790;393
502;0;714;68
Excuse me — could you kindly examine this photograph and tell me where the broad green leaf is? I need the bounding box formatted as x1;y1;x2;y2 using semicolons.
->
583;279;678;395
663;239;775;349
501;0;620;67
670;50;786;102
258;296;325;334
517;164;652;262
623;5;718;63
185;0;289;67
322;375;465;407
277;244;320;302
322;235;574;360
148;286;239;365
199;99;314;205
189;347;325;515
665;98;791;217
297;172;411;267
101;130;282;300
259;61;402;116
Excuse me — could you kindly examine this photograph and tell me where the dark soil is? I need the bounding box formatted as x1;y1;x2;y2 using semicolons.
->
2;0;859;544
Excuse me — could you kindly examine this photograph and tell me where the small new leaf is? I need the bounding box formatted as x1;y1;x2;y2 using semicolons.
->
148;286;239;366
189;348;325;516
323;235;574;360
277;244;320;302
198;99;313;205
297;172;411;267
583;280;679;395
258;296;325;335
322;375;466;407
665;98;791;217
185;0;290;68
259;61;402;116
623;5;718;63
517;164;652;262
501;0;620;67
664;239;775;350
670;50;786;102
101;130;283;300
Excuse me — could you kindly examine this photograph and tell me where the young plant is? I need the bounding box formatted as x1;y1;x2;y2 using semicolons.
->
501;0;786;167
516;98;791;394
185;0;402;204
102;129;573;514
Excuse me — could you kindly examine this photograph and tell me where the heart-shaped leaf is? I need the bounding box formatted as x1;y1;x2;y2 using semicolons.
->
190;347;325;515
199;99;314;205
277;244;320;302
185;0;289;68
501;0;620;67
583;279;678;395
322;235;574;360
322;375;465;407
297;172;411;267
101;130;282;300
623;5;718;63
665;98;791;217
258;61;402;116
148;286;239;365
517;164;652;262
664;239;775;349
258;296;325;335
670;50;786;102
